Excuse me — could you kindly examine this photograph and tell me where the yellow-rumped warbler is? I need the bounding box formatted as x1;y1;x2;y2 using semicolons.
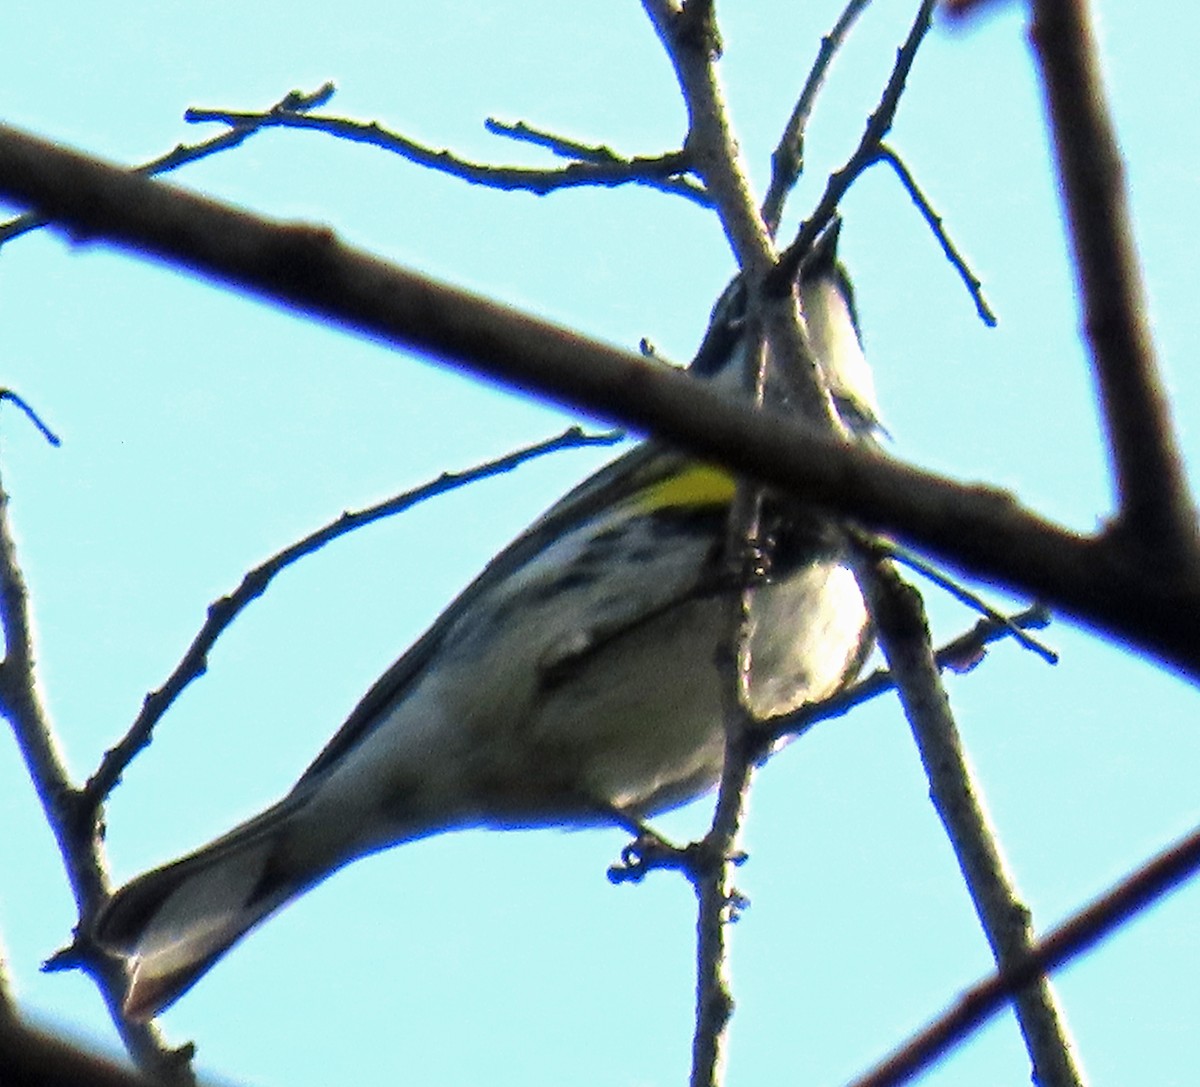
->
93;220;880;1020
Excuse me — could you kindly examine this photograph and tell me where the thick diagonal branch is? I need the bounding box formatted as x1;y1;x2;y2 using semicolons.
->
2;125;1200;678
1030;0;1196;563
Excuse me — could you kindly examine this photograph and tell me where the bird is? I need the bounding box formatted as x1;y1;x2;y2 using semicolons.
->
92;218;880;1021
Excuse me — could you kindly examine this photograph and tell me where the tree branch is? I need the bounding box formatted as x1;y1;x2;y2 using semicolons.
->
689;652;754;1087
2;125;1200;678
184;101;702;202
859;560;1085;1087
483;117;711;206
687;329;772;1087
0;83;335;249
847;816;1200;1087
81;427;622;811
636;11;851;1071
642;0;772;276
0;451;192;1080
1030;0;1196;563
642;0;840;449
878;540;1055;663
761;0;874;236
770;0;936;294
874;144;996;326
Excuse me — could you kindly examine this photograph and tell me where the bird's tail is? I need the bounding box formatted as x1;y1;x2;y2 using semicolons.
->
93;792;315;1021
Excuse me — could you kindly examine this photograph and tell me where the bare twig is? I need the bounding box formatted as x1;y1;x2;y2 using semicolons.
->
641;0;774;278
687;325;772;1087
638;9;840;1077
770;0;936;295
484;117;626;161
0;396;59;1029
0;456;191;1079
642;0;839;448
874;144;997;326
761;0;874;236
848;817;1200;1087
0;83;335;248
689;553;757;1087
688;771;750;1087
1030;0;1196;563
858;561;1086;1087
4;125;1200;677
874;538;1056;663
81;426;623;810
185;102;702;202
484;117;711;206
0;390;61;445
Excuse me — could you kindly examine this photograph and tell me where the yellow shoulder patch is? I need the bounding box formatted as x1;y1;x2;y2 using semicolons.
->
631;463;737;515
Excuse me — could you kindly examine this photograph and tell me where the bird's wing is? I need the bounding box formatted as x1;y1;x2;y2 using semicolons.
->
294;441;706;785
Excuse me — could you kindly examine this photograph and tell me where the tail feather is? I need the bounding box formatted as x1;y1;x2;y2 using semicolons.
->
95;795;310;1021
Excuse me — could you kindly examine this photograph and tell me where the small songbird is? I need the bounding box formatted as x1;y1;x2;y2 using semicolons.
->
93;219;880;1020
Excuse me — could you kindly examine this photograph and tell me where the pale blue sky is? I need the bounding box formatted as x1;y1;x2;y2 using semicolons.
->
2;3;1199;1085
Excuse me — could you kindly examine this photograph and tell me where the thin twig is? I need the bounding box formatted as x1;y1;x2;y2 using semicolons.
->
641;0;773;278
185;103;704;203
761;0;874;236
848;817;1200;1087
858;560;1086;1087
1030;0;1196;563
0;390;61;445
874;537;1056;663
770;0;936;295
0;460;192;1079
688;325;772;1087
874;144;997;326
0;83;335;248
485;117;626;162
690;543;757;1087
484;118;711;206
642;0;838;439
638;8;834;1079
81;427;623;811
686;831;746;1086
